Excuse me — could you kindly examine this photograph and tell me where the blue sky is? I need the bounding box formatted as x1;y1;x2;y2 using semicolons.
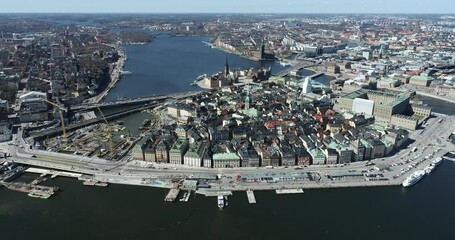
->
0;0;454;14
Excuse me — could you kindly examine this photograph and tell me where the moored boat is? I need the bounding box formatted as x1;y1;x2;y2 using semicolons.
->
432;157;443;166
217;195;225;209
402;170;425;187
28;191;52;199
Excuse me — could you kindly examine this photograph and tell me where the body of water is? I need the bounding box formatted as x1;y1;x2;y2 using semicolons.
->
419;95;455;115
105;33;327;100
1;162;454;240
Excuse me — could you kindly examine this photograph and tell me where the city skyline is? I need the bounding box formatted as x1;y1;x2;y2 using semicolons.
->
0;0;455;14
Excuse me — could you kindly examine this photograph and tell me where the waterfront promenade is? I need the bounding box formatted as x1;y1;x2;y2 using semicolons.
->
7;113;455;193
86;44;126;104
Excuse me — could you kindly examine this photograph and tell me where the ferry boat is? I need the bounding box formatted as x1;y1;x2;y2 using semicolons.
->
217;195;225;209
402;170;425;187
94;182;109;187
83;180;109;187
432;157;443;166
28;191;52;199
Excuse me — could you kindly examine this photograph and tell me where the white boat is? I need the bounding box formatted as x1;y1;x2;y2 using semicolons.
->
217;195;225;209
424;165;435;174
402;170;425;187
179;192;188;202
120;70;132;75
432;157;443;166
179;191;191;202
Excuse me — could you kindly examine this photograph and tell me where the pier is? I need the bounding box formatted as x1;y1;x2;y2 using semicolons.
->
196;190;233;197
275;189;304;194
165;188;180;202
246;189;256;204
25;167;82;178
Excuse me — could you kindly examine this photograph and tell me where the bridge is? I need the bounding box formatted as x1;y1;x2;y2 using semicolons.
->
72;90;205;112
274;61;317;78
28;103;160;140
28;90;207;140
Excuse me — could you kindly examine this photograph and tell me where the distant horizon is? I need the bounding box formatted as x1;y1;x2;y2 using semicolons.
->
1;0;454;15
0;12;454;15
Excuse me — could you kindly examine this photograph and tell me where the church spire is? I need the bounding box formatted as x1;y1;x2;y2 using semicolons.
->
224;55;230;77
245;84;251;111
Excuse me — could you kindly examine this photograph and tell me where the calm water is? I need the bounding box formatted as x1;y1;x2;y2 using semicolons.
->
1;162;454;240
419;95;455;115
106;33;283;100
2;34;455;240
105;33;327;100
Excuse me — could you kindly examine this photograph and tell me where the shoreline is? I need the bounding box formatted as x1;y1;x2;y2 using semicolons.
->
416;91;455;104
211;43;261;62
87;44;126;103
11;105;455;196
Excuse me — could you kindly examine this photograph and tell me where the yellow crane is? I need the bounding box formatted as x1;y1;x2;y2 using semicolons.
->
42;98;68;140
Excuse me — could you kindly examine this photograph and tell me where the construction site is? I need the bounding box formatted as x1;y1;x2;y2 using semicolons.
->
41;121;138;160
36;103;166;161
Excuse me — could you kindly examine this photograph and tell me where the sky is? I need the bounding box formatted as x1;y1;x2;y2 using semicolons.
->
0;0;454;14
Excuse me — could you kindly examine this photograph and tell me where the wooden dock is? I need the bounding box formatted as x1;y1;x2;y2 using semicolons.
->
246;189;256;204
164;188;180;202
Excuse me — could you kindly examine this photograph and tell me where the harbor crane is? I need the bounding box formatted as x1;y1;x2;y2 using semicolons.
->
42;98;68;140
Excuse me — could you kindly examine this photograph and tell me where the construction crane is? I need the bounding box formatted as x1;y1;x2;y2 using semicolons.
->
97;107;114;151
42;98;68;140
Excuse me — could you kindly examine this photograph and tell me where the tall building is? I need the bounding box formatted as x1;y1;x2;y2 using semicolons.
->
245;84;251;111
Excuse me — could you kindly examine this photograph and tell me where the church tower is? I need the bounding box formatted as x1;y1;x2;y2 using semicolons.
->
245;84;251;111
224;56;230;78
